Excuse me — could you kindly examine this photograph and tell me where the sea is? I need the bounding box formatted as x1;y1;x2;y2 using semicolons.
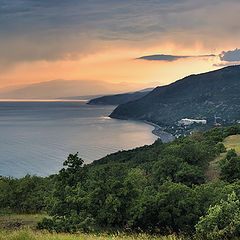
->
0;100;157;178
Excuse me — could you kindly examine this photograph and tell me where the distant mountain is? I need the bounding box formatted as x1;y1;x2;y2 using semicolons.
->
110;65;240;126
0;80;154;99
58;95;103;100
137;88;155;92
88;88;154;105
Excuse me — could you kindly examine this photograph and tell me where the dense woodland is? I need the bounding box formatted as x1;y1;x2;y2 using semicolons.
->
1;125;240;239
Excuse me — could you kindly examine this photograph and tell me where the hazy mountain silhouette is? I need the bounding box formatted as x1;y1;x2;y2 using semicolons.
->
0;80;154;99
88;88;154;105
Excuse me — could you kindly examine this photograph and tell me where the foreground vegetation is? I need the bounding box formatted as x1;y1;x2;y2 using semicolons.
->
0;215;184;240
0;175;53;213
0;229;185;240
205;134;240;181
0;213;46;230
1;124;240;239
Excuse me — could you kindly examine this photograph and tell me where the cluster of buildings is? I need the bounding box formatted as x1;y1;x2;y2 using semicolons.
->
178;118;207;126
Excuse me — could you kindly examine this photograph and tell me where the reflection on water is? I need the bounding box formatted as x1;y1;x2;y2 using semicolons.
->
0;101;157;177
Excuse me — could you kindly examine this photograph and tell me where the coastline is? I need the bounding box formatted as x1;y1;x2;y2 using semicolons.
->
108;110;175;143
91;98;175;143
143;120;175;143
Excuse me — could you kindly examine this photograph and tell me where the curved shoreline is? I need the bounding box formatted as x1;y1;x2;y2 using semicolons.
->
109;113;175;143
143;120;175;143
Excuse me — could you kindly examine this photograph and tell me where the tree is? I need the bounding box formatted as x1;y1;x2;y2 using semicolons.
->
0;175;52;213
219;149;240;183
175;163;205;186
152;155;183;184
223;125;240;138
195;191;240;239
156;181;200;234
63;152;84;172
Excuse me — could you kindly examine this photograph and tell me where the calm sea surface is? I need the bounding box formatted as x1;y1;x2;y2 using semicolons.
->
0;101;157;177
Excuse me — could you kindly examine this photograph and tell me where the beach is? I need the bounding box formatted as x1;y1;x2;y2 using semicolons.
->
144;120;175;143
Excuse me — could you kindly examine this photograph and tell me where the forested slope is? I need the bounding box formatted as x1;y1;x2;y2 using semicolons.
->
37;125;240;239
110;65;240;126
2;125;240;239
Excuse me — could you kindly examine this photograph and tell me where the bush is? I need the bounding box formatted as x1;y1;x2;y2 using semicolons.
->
0;175;53;213
223;125;240;138
219;150;240;183
195;192;240;239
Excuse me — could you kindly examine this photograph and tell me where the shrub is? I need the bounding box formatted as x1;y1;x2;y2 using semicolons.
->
195;192;240;239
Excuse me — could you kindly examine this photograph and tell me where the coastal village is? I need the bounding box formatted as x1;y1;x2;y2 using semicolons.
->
166;117;240;138
164;117;219;138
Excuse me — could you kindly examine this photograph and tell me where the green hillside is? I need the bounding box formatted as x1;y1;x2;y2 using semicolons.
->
206;134;240;182
35;125;240;238
224;135;240;154
2;125;240;239
110;65;240;126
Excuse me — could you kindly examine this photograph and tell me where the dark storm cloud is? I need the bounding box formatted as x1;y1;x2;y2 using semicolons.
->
0;0;239;65
137;54;215;62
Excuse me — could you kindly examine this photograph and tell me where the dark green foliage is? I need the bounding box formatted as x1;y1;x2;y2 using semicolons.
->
175;163;205;186
38;126;230;233
215;142;226;154
193;179;240;218
156;182;199;234
151;136;219;187
196;192;240;239
63;152;84;172
126;181;200;234
203;127;225;143
0;175;53;213
45;153;87;219
223;124;240;138
3;125;240;236
219;149;240;183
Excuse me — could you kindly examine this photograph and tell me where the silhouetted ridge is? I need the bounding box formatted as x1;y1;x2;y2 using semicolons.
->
88;90;152;105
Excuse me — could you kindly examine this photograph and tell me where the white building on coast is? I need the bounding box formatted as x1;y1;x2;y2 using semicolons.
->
178;118;207;126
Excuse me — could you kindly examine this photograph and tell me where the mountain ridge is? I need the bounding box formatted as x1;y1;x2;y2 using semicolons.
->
110;65;240;126
87;88;154;105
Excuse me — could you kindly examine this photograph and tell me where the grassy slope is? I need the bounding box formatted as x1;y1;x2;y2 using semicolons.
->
0;214;185;240
224;135;240;155
0;230;185;240
0;213;47;230
205;134;240;181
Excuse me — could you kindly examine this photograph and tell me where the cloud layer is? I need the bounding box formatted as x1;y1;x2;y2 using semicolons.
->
0;0;240;66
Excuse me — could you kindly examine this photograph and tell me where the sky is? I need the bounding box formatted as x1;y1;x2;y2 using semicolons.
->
0;0;240;90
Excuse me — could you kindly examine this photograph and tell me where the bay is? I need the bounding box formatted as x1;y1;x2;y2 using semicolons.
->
0;100;157;177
